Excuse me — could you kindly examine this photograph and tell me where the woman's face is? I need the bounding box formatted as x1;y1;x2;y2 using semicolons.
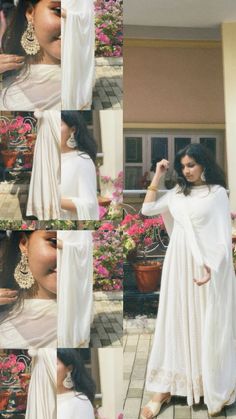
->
26;0;61;64
57;357;72;389
181;155;204;185
19;231;57;298
61;119;75;148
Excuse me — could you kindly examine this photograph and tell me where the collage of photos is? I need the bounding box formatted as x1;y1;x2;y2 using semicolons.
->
0;1;236;419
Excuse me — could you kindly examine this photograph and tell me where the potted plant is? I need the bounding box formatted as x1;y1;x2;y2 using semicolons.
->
95;0;123;58
0;353;26;411
93;223;123;292
0;116;34;168
122;214;168;292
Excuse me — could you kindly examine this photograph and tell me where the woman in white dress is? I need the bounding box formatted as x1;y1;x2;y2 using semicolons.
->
0;0;61;110
57;230;93;348
57;349;96;419
25;348;56;419
62;0;95;110
61;111;99;220
141;144;236;418
26;110;60;220
0;230;57;348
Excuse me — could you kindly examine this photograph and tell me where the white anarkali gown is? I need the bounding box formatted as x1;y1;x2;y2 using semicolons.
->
26;110;61;220
61;151;99;220
0;64;61;110
58;231;93;347
62;0;95;110
0;299;57;348
57;391;95;419
25;348;56;419
142;185;236;415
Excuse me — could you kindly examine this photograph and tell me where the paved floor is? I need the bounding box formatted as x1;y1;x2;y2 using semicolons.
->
0;182;29;220
91;292;123;347
124;333;236;419
93;58;123;110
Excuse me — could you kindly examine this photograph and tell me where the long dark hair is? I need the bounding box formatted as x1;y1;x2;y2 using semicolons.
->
174;143;226;196
57;349;96;404
0;231;33;318
61;111;97;163
1;0;40;79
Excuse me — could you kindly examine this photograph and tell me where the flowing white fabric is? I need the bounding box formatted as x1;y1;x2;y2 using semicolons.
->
0;64;61;110
142;185;236;415
62;0;95;110
61;151;99;220
57;391;95;419
26;110;61;220
25;348;56;419
58;231;93;347
0;299;57;348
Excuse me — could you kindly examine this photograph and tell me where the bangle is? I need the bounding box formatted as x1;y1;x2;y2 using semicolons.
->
147;185;158;192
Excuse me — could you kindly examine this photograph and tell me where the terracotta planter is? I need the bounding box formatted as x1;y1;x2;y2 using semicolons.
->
15;391;27;410
98;196;112;207
1;150;18;168
0;390;10;410
26;133;36;149
23;151;33;166
133;261;162;292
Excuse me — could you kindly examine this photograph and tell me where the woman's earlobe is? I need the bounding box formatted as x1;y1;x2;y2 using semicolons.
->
19;234;29;255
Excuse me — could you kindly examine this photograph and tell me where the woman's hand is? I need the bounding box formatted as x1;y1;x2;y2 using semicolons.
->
193;265;211;286
61;198;77;213
155;159;170;178
0;54;24;74
0;288;18;305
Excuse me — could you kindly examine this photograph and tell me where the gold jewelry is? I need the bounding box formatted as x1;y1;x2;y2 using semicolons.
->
147;185;158;192
66;132;77;149
21;21;40;55
14;253;35;289
63;371;73;389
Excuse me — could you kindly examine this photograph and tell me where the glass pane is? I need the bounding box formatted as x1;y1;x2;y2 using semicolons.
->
174;138;191;155
200;138;216;159
151;137;168;169
125;167;143;189
125;137;142;163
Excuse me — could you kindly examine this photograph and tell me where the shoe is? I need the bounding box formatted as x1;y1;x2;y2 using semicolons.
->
140;395;171;418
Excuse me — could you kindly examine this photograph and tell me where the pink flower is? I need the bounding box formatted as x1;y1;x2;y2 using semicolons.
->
21;223;28;230
99;206;108;219
99;222;114;231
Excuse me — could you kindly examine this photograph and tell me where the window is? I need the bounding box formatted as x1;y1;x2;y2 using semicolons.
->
124;131;224;190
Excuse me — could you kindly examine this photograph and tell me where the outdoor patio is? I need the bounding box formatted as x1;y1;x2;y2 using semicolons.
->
0;182;29;220
93;57;123;110
90;291;123;347
124;333;236;419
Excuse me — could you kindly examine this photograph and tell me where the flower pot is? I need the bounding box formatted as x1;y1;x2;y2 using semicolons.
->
26;133;37;150
98;196;112;207
133;261;162;292
23;151;33;166
0;390;10;410
1;150;18;168
15;391;27;411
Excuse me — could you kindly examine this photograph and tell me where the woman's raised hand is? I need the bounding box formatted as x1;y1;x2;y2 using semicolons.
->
0;54;24;74
0;288;18;305
193;265;211;286
155;159;170;178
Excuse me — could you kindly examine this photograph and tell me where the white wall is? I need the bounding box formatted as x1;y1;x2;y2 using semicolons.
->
222;22;236;209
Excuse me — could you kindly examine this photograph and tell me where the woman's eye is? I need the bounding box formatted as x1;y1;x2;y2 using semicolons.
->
48;238;57;247
53;7;61;16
